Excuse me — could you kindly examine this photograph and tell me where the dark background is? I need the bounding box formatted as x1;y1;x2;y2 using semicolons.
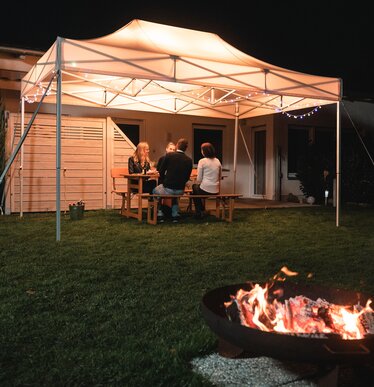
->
1;2;372;99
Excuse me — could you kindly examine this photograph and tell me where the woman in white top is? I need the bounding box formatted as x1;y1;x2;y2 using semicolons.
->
192;142;222;218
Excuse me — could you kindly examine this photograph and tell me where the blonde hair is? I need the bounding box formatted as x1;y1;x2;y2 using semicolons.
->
165;142;176;152
132;142;151;165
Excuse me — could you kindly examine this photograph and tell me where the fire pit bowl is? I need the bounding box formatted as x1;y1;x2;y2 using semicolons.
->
201;282;374;363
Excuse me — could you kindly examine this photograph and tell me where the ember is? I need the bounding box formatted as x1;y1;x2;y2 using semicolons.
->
225;267;374;340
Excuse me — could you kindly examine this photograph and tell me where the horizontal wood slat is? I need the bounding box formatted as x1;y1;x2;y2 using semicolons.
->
13;192;103;201
13;185;103;194
13;170;103;178
14;136;104;148
13;177;103;186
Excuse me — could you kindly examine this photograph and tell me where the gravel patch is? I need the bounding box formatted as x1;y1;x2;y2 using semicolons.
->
191;353;328;386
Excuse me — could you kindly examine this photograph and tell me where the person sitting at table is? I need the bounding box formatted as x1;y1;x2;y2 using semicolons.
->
156;141;176;217
128;141;157;194
191;142;222;219
156;141;176;179
153;138;193;223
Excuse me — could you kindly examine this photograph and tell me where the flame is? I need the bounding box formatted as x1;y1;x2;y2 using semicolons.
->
226;270;374;340
280;266;298;277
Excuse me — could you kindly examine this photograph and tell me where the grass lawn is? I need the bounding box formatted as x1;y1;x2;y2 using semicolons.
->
0;205;373;386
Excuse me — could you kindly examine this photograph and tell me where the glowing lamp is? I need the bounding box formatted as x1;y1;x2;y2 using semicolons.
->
324;190;329;205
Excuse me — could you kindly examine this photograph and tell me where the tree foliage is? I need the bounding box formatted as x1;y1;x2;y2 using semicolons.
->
341;131;374;204
297;130;374;205
296;142;332;204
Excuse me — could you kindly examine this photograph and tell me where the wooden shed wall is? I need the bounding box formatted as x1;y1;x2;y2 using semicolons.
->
107;117;137;210
6;114;135;213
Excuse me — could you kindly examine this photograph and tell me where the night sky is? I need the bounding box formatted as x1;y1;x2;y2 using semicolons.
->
1;2;372;98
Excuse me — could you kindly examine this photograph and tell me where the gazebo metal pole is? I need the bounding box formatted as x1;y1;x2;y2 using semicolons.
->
336;101;341;227
20;97;25;217
56;37;62;241
233;103;239;193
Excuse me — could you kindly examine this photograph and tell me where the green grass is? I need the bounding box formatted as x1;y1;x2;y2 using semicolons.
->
0;206;373;386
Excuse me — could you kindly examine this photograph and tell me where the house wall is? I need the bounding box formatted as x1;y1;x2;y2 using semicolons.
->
47;106;233;167
4;94;373;212
2;48;374;211
4;101;241;213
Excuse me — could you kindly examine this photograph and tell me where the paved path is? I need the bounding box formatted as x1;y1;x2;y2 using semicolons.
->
203;197;313;210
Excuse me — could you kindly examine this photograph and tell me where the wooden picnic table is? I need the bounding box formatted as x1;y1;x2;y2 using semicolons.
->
121;172;159;221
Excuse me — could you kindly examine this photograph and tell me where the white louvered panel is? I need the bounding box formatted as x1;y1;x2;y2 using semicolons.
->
13;177;103;187
11;115;105;212
9;114;138;213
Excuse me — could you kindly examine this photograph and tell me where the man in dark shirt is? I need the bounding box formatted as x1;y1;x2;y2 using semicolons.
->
153;138;193;222
156;141;175;184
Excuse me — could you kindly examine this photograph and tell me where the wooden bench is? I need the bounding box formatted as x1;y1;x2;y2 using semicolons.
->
140;193;242;225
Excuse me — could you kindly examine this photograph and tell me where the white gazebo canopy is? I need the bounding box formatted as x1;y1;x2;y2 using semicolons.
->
21;19;341;118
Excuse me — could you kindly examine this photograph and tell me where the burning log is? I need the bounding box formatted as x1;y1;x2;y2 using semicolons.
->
284;300;293;331
225;279;374;340
202;277;374;364
360;303;374;335
317;305;335;330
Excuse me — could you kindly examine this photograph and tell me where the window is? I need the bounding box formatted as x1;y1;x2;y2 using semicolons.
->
288;125;335;179
287;126;310;179
193;127;223;165
315;127;335;158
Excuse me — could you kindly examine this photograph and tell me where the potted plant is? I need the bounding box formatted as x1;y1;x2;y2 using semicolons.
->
69;200;85;220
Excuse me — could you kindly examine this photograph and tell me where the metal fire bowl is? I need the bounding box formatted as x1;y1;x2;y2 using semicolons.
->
201;282;374;363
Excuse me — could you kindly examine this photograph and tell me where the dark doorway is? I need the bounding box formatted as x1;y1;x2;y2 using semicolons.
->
193;128;223;164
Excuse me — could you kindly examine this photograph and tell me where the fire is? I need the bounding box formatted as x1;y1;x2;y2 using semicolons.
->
225;267;374;340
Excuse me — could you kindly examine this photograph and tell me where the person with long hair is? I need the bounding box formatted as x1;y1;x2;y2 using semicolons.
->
128;142;157;193
192;142;222;218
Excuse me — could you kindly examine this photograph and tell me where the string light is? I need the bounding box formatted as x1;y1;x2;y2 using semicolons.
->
277;105;322;119
25;83;52;103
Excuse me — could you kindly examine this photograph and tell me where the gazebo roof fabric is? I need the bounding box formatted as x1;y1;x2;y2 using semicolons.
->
21;19;341;118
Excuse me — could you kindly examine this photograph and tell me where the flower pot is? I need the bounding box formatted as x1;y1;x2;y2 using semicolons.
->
69;204;85;220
